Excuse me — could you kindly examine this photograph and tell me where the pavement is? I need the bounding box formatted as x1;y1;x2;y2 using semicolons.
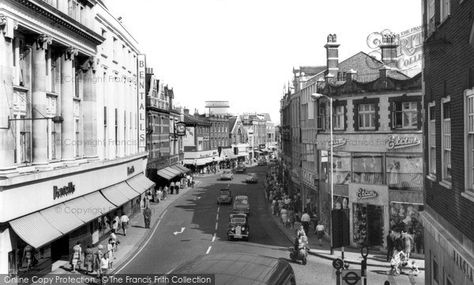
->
48;184;191;277
264;189;426;271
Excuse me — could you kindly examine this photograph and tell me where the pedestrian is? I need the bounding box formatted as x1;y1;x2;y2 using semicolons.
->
22;244;34;271
163;185;168;199
107;239;114;269
301;211;311;236
170;182;175;194
120;213;129;236
186;174;191;187
84;245;94;274
296;223;306;239
157;187;163;202
110;231;118;252
71;241;82;273
95;245;104;278
386;230;395;262
280;206;288;227
111;219;119;234
315;223;325;246
271;199;276;215
143;206;152;228
147;191;153;203
288;207;295;229
100;254;109;277
175;180;181;194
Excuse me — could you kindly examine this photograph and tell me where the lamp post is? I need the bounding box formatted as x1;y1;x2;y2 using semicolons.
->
311;93;334;256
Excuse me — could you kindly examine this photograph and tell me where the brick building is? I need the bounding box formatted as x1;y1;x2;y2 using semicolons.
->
421;0;474;284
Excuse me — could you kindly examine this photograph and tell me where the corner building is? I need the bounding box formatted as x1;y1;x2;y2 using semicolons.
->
0;1;153;275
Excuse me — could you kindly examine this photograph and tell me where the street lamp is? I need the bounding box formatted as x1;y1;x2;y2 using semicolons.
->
311;92;334;256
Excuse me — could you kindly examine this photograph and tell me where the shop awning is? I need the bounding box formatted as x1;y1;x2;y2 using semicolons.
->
82;191;116;215
63;197;101;223
183;158;212;166
174;164;191;173
157;167;179;180
127;174;155;194
10;212;63;249
40;203;85;234
167;166;182;177
101;182;140;207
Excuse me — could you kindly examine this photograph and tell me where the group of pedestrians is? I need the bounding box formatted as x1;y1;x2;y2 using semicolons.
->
386;229;419;276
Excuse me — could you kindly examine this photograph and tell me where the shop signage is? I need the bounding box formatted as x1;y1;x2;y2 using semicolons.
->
53;182;75;200
328;138;347;149
176;122;186;136
127;166;135;176
386;135;421;150
453;249;474;283
356;188;378;200
137;55;147;152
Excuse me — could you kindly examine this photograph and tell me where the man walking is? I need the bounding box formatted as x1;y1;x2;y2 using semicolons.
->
143;206;152;229
120;213;129;236
386;230;395;262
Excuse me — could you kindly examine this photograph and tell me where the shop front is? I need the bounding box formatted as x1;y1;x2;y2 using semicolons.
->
0;154;154;276
349;183;389;249
183;150;219;172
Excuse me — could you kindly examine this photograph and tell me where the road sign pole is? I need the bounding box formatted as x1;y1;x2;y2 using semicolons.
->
336;269;341;285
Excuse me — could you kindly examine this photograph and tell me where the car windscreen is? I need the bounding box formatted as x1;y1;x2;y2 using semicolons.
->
220;191;230;195
236;199;248;205
230;218;246;224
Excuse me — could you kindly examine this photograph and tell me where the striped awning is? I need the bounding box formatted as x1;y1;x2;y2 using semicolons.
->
101;182;140;207
157;167;178;180
127;174;155;194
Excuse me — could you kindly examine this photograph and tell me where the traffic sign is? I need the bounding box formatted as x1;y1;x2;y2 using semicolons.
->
333;258;344;270
341;269;362;285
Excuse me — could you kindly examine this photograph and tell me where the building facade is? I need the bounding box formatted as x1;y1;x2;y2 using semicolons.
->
0;0;154;276
421;0;474;284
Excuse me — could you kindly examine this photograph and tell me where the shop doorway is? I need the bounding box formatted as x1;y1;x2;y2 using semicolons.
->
51;235;69;261
353;203;384;247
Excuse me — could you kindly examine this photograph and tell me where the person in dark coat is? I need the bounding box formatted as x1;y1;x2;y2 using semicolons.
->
386;230;395;262
143;206;152;228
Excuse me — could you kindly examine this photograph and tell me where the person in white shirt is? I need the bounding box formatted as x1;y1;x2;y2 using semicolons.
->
316;223;325;246
170;182;175;194
301;212;311;236
120;214;129;236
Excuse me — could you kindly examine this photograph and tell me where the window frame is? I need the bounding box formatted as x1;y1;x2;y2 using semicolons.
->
441;96;452;187
465;89;474;198
353;98;380;131
358;103;376;130
333;101;347;131
440;0;451;23
428;101;436;178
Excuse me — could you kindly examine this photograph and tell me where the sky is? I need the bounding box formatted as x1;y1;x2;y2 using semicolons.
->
106;0;422;125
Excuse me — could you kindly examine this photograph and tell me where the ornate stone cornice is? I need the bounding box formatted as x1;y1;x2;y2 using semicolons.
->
35;34;53;50
0;14;6;28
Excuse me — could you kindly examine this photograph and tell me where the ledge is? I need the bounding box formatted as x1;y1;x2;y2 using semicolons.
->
461;191;474;203
439;180;452;190
426;174;437;182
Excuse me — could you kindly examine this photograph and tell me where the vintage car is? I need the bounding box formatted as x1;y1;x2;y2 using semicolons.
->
217;188;233;205
232;195;250;215
244;173;258;184
234;164;246;173
219;169;233;180
227;213;249;241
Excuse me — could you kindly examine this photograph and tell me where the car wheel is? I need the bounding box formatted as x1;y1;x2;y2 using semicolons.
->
302;256;307;265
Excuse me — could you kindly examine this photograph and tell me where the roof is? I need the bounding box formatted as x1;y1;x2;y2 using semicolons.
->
294;66;326;76
172;253;290;285
183;114;211;126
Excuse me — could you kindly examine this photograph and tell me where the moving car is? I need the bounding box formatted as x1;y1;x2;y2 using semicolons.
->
170;253;296;285
232;195;250;215
217;189;233;205
234;164;246;173
227;213;249;241
244;173;258;184
219;169;233;180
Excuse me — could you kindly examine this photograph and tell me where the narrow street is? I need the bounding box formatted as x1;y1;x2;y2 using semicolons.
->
116;166;424;285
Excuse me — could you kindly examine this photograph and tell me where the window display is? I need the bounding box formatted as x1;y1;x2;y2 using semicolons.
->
352;154;383;185
389;202;424;254
386;155;423;190
353;203;368;246
332;152;351;184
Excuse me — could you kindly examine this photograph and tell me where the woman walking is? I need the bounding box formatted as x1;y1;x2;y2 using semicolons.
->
84;245;94;274
71;242;82;273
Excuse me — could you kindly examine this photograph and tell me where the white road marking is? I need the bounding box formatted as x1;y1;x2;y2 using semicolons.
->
115;209;168;274
215;223;218;231
206;246;212;254
173;227;185;235
212;234;216;242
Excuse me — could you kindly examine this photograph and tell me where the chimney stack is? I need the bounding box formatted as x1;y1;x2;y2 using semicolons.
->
325;34;340;79
380;33;399;66
184;108;190;115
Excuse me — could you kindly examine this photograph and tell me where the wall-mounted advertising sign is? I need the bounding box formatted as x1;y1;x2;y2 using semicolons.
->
53;182;75;200
386;135;421;150
137;55;147;152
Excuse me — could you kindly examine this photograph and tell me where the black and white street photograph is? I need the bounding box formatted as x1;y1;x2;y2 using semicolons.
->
0;0;472;284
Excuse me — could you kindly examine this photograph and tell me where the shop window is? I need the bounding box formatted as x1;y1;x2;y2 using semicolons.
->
352;154;383;185
353;203;384;247
441;98;451;184
432;257;439;284
389;203;424;254
386;155;423;191
332;152;351;184
428;102;436;176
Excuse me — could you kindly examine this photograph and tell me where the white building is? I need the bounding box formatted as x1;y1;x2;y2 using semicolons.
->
0;0;153;275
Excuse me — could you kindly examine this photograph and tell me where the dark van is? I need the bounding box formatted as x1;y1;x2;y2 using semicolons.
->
170;253;296;285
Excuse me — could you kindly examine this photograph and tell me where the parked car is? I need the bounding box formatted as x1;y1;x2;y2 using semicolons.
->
232;195;250;215
217;188;233;205
170;253;296;285
220;169;233;180
244;173;258;184
257;160;267;166
227;213;249;241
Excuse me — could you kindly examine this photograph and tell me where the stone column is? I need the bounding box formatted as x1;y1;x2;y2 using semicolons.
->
82;57;97;158
61;47;78;160
32;34;52;164
0;15;15;170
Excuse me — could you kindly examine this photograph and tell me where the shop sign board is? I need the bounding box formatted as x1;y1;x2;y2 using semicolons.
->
386;135;421;150
176;122;186;136
137;55;146;152
349;183;388;206
53;182;75;200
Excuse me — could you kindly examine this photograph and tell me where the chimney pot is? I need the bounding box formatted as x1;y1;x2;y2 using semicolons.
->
380;33;399;66
325;33;340;80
